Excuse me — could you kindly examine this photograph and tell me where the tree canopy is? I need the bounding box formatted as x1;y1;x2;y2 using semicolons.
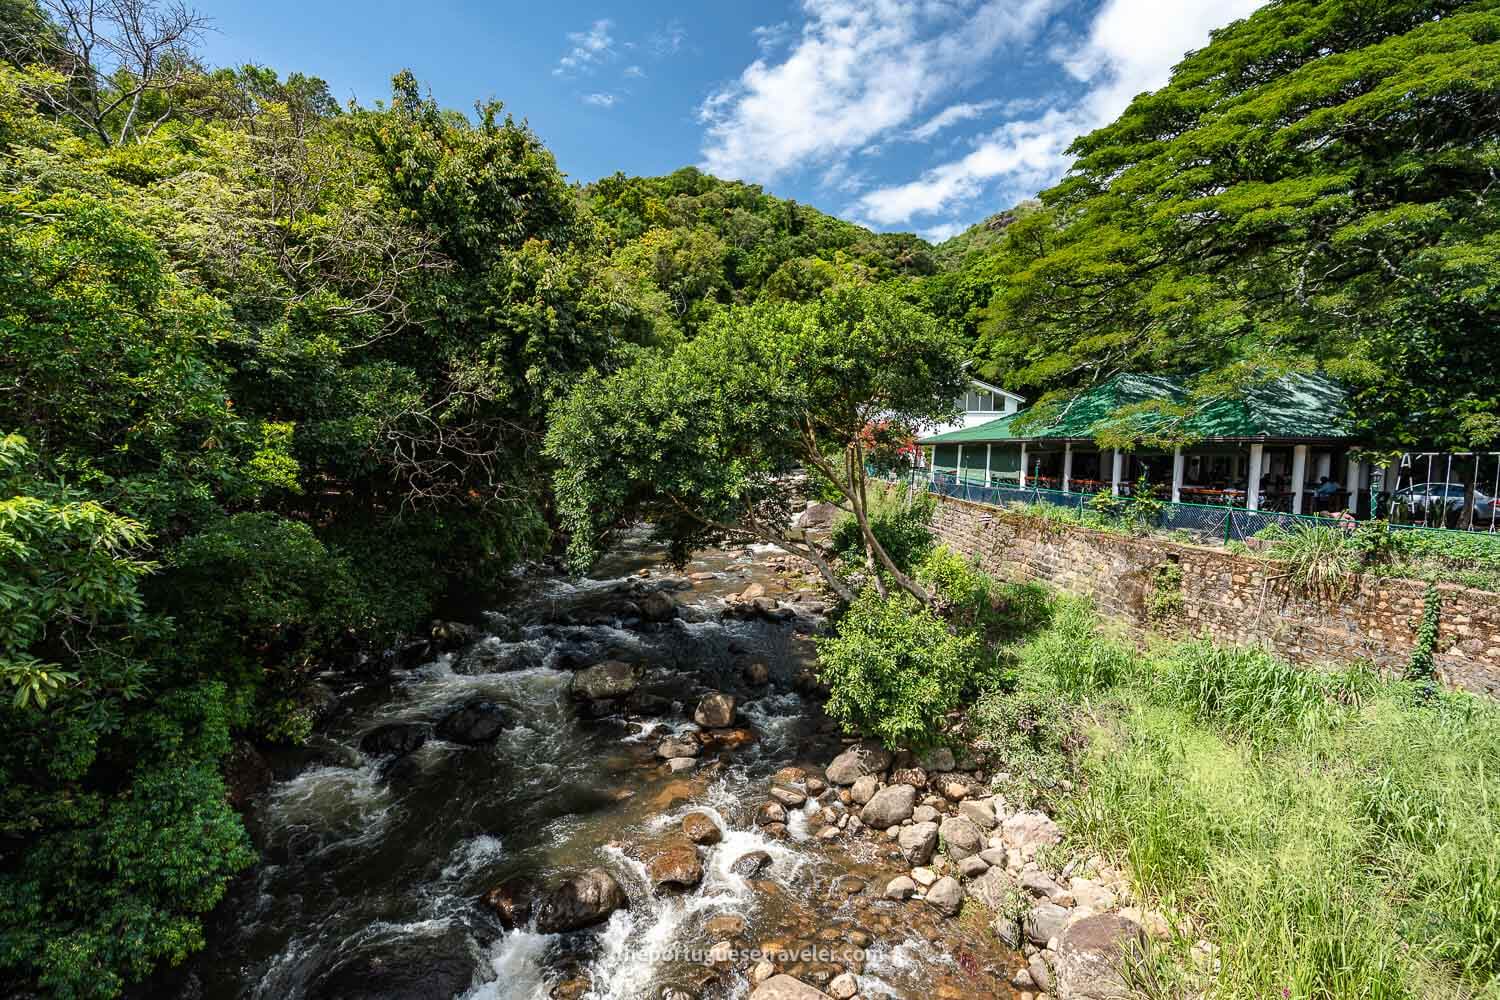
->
972;0;1500;451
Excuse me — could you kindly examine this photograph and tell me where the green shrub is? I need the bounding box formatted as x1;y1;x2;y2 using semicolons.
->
816;587;980;749
916;544;996;626
1262;524;1362;599
830;486;936;577
965;684;1080;805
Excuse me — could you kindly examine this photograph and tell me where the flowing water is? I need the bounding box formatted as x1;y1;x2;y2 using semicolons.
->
179;533;1017;1000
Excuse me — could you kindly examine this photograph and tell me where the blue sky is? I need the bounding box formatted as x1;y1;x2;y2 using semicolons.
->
197;0;1261;242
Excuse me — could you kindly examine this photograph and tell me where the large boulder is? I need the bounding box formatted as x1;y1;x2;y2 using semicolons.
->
656;737;700;760
535;868;629;933
958;798;998;831
480;879;534;929
644;839;704;893
435;702;508;744
681;812;722;845
694;692;737;729
570;661;638;701
730;851;773;878
1002;810;1062;855
1026;901;1072;946
859;784;916;828
750;975;833;1000
636;591;678;622
938;815;984;860
359;722;430;757
826;742;893;785
898;821;939;865
926;876;964;917
1055;913;1146;999
308;924;479;1000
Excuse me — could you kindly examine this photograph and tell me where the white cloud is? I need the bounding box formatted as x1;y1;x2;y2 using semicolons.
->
908;99;1005;142
752;21;793;53
698;0;1062;184
624;65;645;78
651;20;687;58
582;92;620;108
555;19;615;77
921;220;969;242
854;0;1265;227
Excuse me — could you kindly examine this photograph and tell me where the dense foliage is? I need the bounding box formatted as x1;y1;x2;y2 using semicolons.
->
966;0;1500;452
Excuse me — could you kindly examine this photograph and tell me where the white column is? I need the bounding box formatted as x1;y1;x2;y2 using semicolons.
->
1111;449;1124;496
1019;442;1028;488
1347;456;1362;514
956;445;963;483
1062;443;1074;493
1291;444;1309;515
1247;443;1265;511
1315;452;1332;480
984;443;992;486
1171;447;1185;503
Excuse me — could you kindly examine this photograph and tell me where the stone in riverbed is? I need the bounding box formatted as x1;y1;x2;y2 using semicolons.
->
1021;869;1066;900
667;757;697;773
967;867;1018;911
745;661;771;686
1055;914;1145;999
694;692;737;728
958;855;990;878
958;798;998;831
435;701;508;745
926;876;964;917
535;868;628;933
750;974;833;1000
918;747;956;772
570;660;639;701
657;737;700;759
359;722;430;757
731;851;773;878
850;775;879;805
769;785;808;807
682;812;722;845
756;801;788;826
480;878;533;929
1026;901;1072;947
1003;811;1062;855
938;815;984;860
826;743;893;786
859;784;916;828
897;821;939;865
827;972;858;999
645;839;704;893
885;875;917;900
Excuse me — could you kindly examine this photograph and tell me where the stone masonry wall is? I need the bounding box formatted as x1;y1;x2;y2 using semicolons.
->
930;495;1500;696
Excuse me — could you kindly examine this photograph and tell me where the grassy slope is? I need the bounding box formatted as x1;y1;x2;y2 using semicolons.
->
968;596;1500;999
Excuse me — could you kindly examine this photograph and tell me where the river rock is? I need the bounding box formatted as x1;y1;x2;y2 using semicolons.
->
637;592;678;622
958;854;990;878
898;821;939;865
1069;876;1118;912
849;775;879;805
1002;811;1062;855
682;812;722;845
359;722;430;757
1026;901;1072;946
891;767;927;787
826;743;893;785
912;804;939;824
430;620;480;650
926;876;964;917
769;785;808;807
958;798;998;831
917;747;956;772
938;815;983;860
795;502;839;529
535;868;629;933
756;801;788;826
1054;913;1145;999
859;784;916;828
657;737;701;759
570;660;639;701
885;875;917;900
435;701;508;744
667;757;697;773
744;661;771;685
1021;868;1066;900
827;973;858;1000
730;851;772;877
967;867;1017;911
645;839;704;893
480;879;534;929
694;692;737;728
750;975;833;1000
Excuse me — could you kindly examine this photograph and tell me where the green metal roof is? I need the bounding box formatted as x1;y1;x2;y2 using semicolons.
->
919;372;1355;446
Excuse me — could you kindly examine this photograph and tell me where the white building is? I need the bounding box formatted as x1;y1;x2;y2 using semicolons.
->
927;378;1025;436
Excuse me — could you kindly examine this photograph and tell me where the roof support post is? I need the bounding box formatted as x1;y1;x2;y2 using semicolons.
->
984;443;992;487
1291;444;1309;515
1171;447;1184;504
956;444;964;484
1346;456;1362;515
1111;449;1123;496
1248;443;1264;511
1019;442;1028;489
1062;443;1073;494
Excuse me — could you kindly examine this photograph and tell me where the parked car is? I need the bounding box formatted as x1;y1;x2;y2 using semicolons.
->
1390;482;1497;524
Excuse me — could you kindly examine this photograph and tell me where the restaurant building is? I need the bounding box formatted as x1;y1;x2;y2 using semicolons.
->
918;372;1374;516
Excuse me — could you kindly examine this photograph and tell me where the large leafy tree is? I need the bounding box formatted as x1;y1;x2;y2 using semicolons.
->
976;0;1500;453
546;284;968;603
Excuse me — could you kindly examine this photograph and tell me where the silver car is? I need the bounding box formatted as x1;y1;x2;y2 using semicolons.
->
1391;482;1497;523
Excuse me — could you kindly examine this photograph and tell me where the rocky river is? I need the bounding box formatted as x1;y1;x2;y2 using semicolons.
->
168;530;1031;1000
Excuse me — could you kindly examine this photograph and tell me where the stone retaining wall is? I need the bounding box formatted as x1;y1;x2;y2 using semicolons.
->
929;495;1500;696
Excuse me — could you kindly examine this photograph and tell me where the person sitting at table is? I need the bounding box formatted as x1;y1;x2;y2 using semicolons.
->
1313;476;1341;510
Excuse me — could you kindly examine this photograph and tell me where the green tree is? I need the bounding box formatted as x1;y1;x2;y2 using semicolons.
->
546;284;968;603
975;0;1500;453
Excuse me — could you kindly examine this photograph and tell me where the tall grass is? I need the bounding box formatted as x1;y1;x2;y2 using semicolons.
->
973;597;1500;998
